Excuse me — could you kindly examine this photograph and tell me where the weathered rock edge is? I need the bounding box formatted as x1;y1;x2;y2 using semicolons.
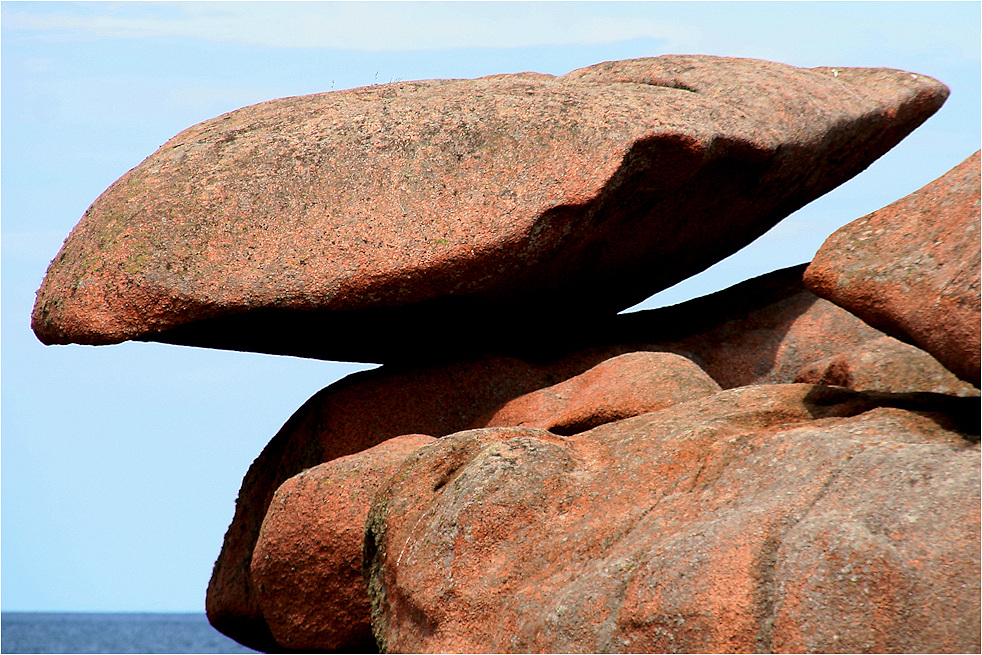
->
32;56;948;363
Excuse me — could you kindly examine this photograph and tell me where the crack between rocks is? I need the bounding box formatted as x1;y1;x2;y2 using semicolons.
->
640;79;699;93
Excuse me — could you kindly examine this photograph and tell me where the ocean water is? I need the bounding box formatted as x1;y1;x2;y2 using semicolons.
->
1;613;259;654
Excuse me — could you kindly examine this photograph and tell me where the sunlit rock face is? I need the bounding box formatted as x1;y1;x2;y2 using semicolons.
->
250;433;435;653
364;386;979;654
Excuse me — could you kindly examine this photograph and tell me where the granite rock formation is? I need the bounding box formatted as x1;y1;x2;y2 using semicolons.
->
33;56;948;363
251;434;435;653
29;55;980;654
365;385;980;654
206;267;978;652
805;150;981;386
471;351;721;434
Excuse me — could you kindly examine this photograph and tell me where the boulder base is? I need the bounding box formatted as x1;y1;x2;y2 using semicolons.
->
251;434;434;653
206;264;978;650
366;385;980;654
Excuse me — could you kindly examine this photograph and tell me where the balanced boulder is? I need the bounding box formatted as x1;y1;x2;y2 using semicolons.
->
32;56;948;363
805;150;981;385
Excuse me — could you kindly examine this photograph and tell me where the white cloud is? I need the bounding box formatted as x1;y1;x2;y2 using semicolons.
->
2;2;692;51
4;1;976;72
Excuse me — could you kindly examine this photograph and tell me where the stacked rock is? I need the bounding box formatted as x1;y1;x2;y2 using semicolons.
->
33;56;980;654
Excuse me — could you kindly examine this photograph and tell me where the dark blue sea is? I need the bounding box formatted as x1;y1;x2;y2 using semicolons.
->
1;613;258;654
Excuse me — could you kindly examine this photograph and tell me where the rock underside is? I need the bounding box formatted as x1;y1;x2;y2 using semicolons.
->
31;55;980;653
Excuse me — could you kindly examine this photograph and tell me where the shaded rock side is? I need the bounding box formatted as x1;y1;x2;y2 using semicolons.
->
588;263;974;394
794;335;980;397
365;385;981;654
605;264;886;389
32;56;948;363
251;434;434;653
805;150;981;385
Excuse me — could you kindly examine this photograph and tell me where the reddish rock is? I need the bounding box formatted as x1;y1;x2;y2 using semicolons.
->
207;264;973;651
795;335;980;396
805;151;981;386
205;356;567;651
206;349;716;650
365;385;980;654
250;433;434;653
473;351;720;434
32;56;947;363
600;264;889;389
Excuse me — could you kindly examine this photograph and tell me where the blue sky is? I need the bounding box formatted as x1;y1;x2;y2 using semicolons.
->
2;1;979;612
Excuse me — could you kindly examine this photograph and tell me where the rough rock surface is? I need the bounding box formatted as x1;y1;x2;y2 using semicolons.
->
206;264;972;650
205;356;568;652
794;335;980;396
805;150;981;385
205;349;719;649
251;434;434;653
32;56;948;363
472;351;721;434
604;265;888;389
365;385;980;654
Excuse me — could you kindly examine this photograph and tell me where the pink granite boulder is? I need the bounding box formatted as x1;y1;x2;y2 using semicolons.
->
32;56;948;363
250;433;434;653
365;385;980;653
205;356;567;652
805;151;981;385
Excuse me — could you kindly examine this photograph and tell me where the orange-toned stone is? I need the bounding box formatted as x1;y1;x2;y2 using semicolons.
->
251;434;434;653
473;351;720;435
599;264;888;389
205;356;566;651
365;385;980;653
205;349;717;650
207;264;973;651
794;335;979;396
32;57;947;363
805;151;981;385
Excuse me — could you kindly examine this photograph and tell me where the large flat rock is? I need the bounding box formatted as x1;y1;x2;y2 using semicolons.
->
32;56;947;362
